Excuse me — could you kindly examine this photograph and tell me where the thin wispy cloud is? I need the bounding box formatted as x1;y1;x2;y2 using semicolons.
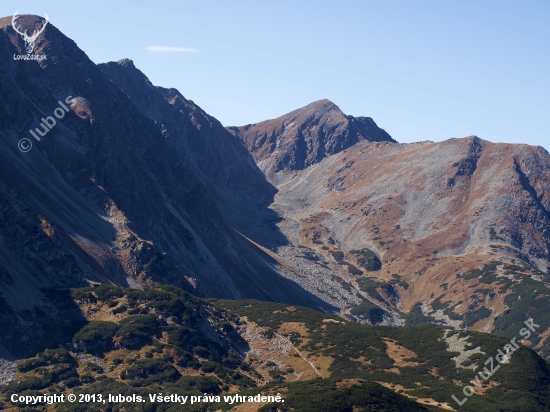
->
146;46;199;53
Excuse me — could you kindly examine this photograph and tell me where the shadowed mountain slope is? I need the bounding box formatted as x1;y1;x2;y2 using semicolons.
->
0;15;335;358
98;58;275;207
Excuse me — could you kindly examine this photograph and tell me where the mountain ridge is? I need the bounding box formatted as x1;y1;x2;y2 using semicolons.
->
0;15;333;361
242;133;550;358
98;58;275;207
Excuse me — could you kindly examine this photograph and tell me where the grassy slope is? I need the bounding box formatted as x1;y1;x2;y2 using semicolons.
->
0;286;548;411
216;299;550;411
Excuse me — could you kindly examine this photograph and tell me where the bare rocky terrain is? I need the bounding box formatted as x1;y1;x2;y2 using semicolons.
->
230;106;550;359
0;344;15;385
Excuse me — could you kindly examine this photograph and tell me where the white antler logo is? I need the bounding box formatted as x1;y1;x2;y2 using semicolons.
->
12;11;49;54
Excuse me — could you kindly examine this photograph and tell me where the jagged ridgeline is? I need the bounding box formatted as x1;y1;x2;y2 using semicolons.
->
1;286;550;411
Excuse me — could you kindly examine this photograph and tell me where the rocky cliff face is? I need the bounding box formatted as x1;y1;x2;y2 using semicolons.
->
98;59;275;207
0;15;329;357
228;99;395;180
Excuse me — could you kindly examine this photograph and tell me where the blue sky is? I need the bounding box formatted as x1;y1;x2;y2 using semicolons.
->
4;1;549;150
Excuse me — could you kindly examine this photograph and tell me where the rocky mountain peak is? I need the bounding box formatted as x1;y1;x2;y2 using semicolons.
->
116;58;135;68
228;100;395;179
289;98;341;116
0;14;44;29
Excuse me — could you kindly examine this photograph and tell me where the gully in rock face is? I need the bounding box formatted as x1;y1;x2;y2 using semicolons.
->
27;96;74;142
